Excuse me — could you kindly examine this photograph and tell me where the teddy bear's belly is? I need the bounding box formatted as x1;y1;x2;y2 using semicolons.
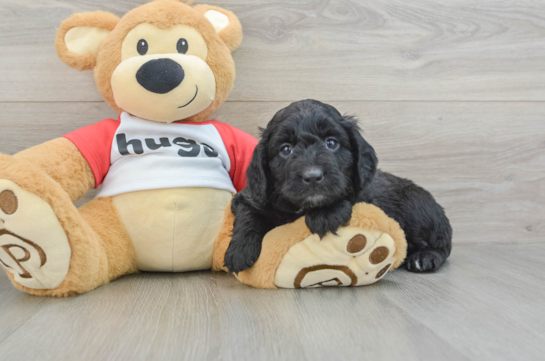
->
112;187;232;272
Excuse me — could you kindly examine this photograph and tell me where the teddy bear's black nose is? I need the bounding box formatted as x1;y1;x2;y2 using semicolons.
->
136;58;184;94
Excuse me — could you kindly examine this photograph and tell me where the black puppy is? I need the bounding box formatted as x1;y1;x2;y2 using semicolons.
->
224;99;452;274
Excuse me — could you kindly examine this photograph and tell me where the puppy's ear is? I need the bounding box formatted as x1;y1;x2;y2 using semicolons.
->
244;131;271;209
341;116;377;195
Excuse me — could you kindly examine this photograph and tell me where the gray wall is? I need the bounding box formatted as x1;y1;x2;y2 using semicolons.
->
1;0;544;245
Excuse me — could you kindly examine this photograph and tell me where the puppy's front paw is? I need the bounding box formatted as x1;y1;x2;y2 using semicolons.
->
305;200;352;238
224;234;263;274
405;250;446;272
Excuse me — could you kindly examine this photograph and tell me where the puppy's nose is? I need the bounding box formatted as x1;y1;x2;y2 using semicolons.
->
136;58;184;94
302;167;324;185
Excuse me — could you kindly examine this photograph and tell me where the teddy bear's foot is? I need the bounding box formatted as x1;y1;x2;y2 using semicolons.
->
0;179;71;289
218;202;407;289
274;227;398;288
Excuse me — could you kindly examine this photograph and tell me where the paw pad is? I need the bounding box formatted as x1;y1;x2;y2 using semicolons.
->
0;190;18;214
0;180;71;289
294;265;357;288
369;246;389;264
346;234;366;253
274;227;399;288
375;264;392;279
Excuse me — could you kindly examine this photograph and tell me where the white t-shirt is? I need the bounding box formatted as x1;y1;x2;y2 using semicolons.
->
64;112;257;197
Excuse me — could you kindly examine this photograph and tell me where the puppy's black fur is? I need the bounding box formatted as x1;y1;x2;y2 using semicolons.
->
224;99;452;274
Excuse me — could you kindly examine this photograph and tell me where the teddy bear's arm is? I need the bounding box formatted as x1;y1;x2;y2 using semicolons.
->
13;138;95;202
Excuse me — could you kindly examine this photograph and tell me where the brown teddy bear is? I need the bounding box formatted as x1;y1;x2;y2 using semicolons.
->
0;0;406;296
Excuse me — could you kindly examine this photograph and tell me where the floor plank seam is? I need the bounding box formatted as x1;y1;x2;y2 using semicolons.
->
454;242;545;247
3;100;545;104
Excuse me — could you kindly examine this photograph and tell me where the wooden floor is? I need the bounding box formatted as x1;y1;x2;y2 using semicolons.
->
1;0;545;360
0;243;544;361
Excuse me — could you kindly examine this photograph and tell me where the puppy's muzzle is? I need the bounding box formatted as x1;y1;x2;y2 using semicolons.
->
302;167;324;186
136;58;185;94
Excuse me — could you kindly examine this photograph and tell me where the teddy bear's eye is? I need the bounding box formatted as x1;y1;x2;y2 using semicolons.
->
137;39;148;55
177;38;188;54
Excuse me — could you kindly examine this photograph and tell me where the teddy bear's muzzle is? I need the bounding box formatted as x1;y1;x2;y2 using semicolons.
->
111;53;216;123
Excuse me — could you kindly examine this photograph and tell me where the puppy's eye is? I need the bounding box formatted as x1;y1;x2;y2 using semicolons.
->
325;138;339;150
137;39;148;55
280;144;293;157
177;38;189;54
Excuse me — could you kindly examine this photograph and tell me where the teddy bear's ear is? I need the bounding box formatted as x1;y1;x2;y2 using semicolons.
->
55;11;120;71
192;5;243;51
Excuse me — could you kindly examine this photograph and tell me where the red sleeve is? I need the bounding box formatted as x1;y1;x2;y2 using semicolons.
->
63;118;120;188
212;121;258;192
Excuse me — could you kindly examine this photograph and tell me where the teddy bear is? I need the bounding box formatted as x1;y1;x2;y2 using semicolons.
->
0;0;407;296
